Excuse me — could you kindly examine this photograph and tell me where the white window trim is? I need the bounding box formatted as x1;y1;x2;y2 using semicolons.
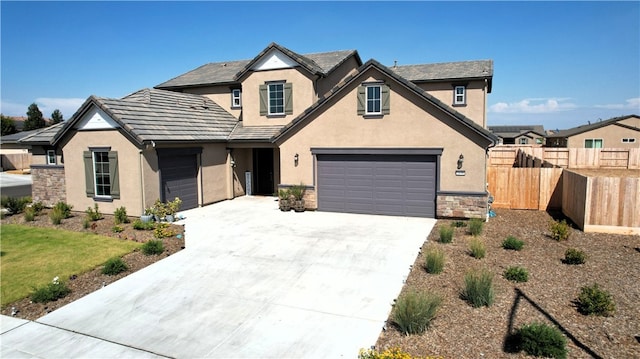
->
584;138;604;148
365;85;382;115
454;85;466;105
46;150;56;165
519;138;528;145
231;89;242;108
622;138;636;143
93;151;111;198
267;82;285;115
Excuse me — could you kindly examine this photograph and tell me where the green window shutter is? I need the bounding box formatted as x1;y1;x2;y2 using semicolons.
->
108;151;120;199
284;83;293;115
83;151;95;197
259;84;267;116
382;84;390;115
357;86;365;115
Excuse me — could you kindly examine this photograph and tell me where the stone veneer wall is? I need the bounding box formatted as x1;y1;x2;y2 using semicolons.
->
31;165;66;206
437;193;488;219
277;184;317;210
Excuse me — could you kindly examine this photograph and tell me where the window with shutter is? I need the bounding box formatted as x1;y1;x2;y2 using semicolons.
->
84;149;119;199
359;83;390;116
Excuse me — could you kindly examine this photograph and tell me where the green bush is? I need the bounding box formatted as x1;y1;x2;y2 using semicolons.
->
461;268;494;308
31;201;45;214
82;217;90;229
550;219;570;241
577;283;615;316
358;347;440;359
132;219;155;230
153;222;175;238
31;277;71;303
392;290;442;335
468;218;484;236
517;322;567;359
102;257;128;275
502;236;524;251
112;225;124;233
504;266;529;283
85;203;102;221
564;248;586;265
424;247;445;274
142;240;164;256
469;238;486;259
52;201;73;219
439;226;454;243
49;207;65;225
1;196;31;214
23;206;36;221
114;206;129;224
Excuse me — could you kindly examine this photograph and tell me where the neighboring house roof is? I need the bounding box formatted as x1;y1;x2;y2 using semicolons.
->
52;89;239;146
155;42;361;89
548;114;640;138
273;59;498;145
391;60;493;92
18;123;66;145
488;125;546;139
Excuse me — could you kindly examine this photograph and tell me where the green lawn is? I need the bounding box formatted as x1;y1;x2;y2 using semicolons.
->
0;224;141;306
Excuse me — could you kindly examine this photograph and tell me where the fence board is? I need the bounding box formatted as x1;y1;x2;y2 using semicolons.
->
1;153;32;170
539;168;563;210
487;167;562;210
509;168;539;209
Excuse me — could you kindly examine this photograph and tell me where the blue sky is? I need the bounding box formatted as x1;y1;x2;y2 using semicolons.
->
1;1;638;130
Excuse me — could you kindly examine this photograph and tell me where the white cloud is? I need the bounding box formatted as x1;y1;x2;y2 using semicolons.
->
595;97;640;110
489;98;577;114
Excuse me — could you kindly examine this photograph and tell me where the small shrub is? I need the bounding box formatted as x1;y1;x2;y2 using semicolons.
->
563;248;586;265
49;207;65;225
576;283;615;316
52;201;73;219
358;347;441;359
451;220;467;228
85;203;102;221
550;219;570;241
31;277;71;303
114;206;129;224
154;222;175;238
132;219;154;230
82;217;91;229
468;218;484;236
392;290;442;335
461;268;494;307
31;201;45;214
1;196;31;214
112;225;124;233
424;247;445;274
102;257;128;275
142;240;164;255
469;238;486;259
23;206;36;221
504;266;529;283
502;236;524;251
517;322;567;359
439;226;454;243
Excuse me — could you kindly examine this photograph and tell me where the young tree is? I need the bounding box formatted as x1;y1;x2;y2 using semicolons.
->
51;109;63;124
24;103;46;131
1;114;18;136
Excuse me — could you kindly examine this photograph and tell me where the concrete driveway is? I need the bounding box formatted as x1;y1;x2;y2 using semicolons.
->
1;196;435;358
0;172;32;198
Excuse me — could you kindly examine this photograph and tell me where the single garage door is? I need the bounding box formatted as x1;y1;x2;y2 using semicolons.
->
317;154;436;217
159;152;199;210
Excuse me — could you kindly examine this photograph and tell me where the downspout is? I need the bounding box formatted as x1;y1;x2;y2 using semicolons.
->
139;149;146;215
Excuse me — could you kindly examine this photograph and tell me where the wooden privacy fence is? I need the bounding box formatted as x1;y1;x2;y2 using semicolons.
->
487;167;563;210
488;146;640;169
1;153;32;171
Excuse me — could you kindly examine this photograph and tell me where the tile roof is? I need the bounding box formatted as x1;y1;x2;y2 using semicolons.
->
488;125;546;138
548;115;639;138
391;60;493;82
228;122;284;142
18;123;65;144
155;43;359;89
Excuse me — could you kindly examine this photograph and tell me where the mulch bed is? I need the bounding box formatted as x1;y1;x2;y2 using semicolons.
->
1;209;185;320
376;209;640;358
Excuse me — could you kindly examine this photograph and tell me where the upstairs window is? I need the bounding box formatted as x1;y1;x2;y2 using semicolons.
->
584;139;603;148
357;83;390;116
231;89;242;108
519;138;529;145
47;150;56;165
453;86;466;105
259;82;293;116
622;138;636;143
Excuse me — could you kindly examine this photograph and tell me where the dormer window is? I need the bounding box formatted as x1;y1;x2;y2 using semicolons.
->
357;83;390;116
231;89;242;108
453;85;466;106
259;82;293;116
268;83;285;115
366;85;382;115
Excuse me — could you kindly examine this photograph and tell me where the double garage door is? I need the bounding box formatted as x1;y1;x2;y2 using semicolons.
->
317;154;437;217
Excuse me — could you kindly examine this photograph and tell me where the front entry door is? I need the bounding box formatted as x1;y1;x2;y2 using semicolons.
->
253;148;274;195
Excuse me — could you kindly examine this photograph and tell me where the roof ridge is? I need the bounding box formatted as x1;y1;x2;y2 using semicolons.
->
394;59;493;68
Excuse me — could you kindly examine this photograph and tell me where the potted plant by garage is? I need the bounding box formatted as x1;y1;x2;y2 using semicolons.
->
290;184;306;212
165;197;182;222
141;207;154;223
278;188;292;211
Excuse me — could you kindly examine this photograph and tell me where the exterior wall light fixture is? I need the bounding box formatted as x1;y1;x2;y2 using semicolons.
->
294;153;299;166
457;154;464;169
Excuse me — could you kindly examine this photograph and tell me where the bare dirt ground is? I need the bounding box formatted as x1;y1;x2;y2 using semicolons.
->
569;168;640;178
1;209;185;320
376;209;640;358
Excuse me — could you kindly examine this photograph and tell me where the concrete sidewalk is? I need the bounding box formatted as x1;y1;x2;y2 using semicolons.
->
1;196;435;358
0;172;32;198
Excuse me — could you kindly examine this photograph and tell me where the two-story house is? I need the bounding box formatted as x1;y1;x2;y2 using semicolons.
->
26;43;496;219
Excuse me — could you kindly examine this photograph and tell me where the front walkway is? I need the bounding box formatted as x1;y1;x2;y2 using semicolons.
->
1;196;435;358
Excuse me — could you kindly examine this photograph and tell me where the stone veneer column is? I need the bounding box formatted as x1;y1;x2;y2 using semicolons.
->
31;165;66;206
436;193;488;219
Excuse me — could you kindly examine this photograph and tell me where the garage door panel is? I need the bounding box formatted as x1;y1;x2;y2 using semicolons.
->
160;154;198;211
317;154;436;217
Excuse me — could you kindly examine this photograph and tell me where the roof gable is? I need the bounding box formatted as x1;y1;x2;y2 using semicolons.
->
273;59;497;144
